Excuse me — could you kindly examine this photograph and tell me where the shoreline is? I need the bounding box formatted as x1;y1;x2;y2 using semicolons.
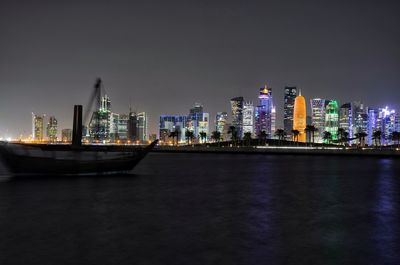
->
151;146;400;158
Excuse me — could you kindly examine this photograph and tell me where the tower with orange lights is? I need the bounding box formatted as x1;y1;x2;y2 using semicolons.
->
293;91;307;142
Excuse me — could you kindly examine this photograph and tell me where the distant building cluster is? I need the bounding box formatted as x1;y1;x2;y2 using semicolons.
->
85;95;148;143
32;113;58;143
31;95;149;144
159;83;400;146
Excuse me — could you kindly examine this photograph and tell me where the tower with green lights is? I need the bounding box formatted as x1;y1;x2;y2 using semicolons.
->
324;100;339;141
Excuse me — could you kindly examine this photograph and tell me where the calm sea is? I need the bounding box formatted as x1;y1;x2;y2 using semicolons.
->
0;153;399;265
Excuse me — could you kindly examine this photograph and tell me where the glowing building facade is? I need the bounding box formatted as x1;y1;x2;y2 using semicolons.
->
339;103;353;138
89;95;111;142
255;85;273;138
46;116;58;142
216;112;228;136
243;102;254;137
230;97;244;139
284;86;297;136
310;98;326;143
32;113;44;142
293;93;307;142
61;129;72;142
159;115;188;143
137;112;148;142
325;100;339;141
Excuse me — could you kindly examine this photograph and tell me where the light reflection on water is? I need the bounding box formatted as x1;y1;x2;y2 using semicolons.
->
0;154;399;264
373;159;399;264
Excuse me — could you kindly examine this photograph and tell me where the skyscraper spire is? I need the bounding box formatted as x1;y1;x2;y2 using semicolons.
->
299;88;302;96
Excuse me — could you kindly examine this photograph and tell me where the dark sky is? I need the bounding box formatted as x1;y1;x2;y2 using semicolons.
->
1;0;399;138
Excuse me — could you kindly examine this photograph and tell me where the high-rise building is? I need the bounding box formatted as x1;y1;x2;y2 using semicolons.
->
339;103;353;138
117;114;129;140
215;112;228;137
325;100;339;141
109;113;119;141
271;106;276;134
381;107;396;145
255;85;273;138
128;111;138;142
284;86;297;136
293;92;307;142
89;95;111;142
230;97;244;138
367;108;379;145
159;115;188;143
188;103;209;140
61;129;72;142
137;112;148;142
32;113;44;142
310;98;326;143
46;116;58;142
353;101;368;137
243;102;254;137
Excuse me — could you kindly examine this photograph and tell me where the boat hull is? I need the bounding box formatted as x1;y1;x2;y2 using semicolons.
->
0;142;156;175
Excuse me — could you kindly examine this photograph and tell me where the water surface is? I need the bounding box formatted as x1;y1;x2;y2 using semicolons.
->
0;153;399;264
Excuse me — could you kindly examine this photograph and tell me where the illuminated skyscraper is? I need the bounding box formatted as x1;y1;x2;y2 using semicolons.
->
89;95;111;141
61;129;72;142
381;107;396;145
137;112;148;142
339;103;353;137
159;115;188;143
117;114;129;140
46;116;58;142
109;113;119;141
284;86;297;136
353;101;368;137
127;111;138;142
271;106;276;134
310;98;326;142
367;108;379;145
32;113;44;142
216;112;228;138
188;103;209;140
230;97;244;138
293;92;307;142
243;102;254;137
325;100;339;141
255;85;273;138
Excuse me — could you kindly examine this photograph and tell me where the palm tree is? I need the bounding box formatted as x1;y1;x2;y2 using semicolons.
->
275;129;286;145
199;132;207;144
258;131;267;146
185;130;195;145
228;126;238;146
291;129;300;143
372;130;382;147
391;131;400;148
323;131;332;145
168;131;177;146
342;131;350;146
355;132;368;147
337;128;345;144
211;131;221;145
243;132;252;146
306;125;318;144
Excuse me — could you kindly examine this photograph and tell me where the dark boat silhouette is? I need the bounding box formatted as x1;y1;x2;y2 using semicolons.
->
0;79;157;175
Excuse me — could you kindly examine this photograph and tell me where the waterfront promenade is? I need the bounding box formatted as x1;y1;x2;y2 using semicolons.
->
153;145;400;157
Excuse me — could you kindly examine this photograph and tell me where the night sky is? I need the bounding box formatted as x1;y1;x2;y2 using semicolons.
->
1;0;399;138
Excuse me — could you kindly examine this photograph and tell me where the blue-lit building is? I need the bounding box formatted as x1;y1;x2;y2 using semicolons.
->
188;103;209;141
230;97;244;139
255;85;273;138
159;115;188;143
284;86;297;136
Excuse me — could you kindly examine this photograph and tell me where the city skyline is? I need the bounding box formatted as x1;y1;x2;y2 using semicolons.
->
1;0;400;138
